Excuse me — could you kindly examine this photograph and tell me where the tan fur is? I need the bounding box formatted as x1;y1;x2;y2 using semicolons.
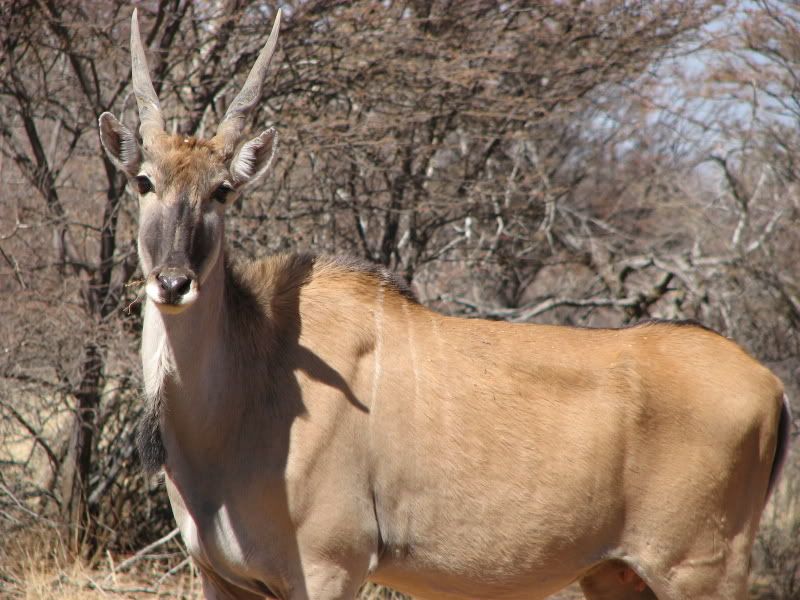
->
145;134;227;193
152;252;784;600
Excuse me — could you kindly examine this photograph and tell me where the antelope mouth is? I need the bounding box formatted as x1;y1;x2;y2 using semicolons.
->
145;268;199;313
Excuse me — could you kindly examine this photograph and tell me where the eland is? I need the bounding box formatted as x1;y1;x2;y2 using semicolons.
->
99;9;791;600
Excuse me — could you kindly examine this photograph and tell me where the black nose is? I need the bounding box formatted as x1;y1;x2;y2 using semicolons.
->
157;270;192;303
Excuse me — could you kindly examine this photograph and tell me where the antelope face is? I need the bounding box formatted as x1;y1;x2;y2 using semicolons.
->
98;8;280;313
134;137;229;312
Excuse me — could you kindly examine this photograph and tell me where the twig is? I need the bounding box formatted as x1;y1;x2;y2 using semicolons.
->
156;557;192;585
84;572;110;598
86;580;162;595
0;482;44;520
109;528;181;577
0;398;59;473
0;245;26;289
106;549;117;585
448;294;642;322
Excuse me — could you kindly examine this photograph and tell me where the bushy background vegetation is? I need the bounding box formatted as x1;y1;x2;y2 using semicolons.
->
1;1;797;597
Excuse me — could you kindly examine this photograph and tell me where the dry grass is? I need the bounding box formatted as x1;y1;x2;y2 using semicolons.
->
0;526;588;599
1;527;201;599
7;563;201;599
6;565;585;600
2;551;587;600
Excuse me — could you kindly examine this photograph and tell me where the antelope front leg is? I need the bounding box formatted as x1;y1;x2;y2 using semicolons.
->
198;567;267;600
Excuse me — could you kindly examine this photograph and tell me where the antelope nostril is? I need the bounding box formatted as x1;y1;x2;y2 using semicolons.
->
157;272;192;300
174;276;191;296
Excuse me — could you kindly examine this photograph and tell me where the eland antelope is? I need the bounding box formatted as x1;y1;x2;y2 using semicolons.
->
99;9;791;600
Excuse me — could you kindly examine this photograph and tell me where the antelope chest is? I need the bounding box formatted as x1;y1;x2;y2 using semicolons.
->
164;473;290;597
166;478;244;569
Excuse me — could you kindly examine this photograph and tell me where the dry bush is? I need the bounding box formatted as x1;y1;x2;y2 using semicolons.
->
1;0;798;597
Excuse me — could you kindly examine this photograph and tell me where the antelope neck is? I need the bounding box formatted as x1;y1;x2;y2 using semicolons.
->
142;249;229;434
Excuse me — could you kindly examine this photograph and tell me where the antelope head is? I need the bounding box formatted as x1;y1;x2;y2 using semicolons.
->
99;9;280;314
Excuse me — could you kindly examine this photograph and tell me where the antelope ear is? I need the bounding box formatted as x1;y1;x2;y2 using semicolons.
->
229;128;278;190
99;112;141;176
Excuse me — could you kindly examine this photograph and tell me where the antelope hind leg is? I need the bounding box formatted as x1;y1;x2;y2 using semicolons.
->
579;560;658;600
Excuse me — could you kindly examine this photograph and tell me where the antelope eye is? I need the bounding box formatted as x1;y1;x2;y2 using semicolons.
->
135;175;153;195
212;183;233;204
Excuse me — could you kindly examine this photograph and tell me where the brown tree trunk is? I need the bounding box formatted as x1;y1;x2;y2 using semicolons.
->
62;342;103;556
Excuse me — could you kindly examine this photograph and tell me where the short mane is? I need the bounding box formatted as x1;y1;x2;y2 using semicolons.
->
323;255;417;302
231;253;417;306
